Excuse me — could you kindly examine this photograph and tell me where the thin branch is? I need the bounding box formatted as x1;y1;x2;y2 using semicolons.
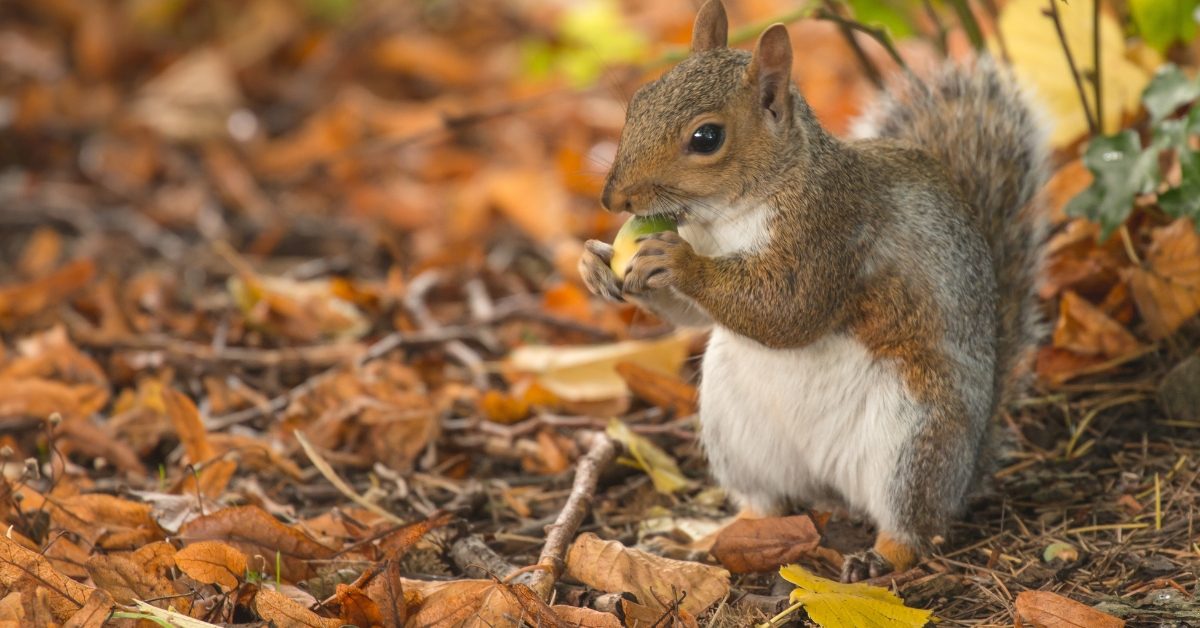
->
981;0;1010;63
516;431;618;600
822;0;883;88
949;0;986;50
1093;0;1104;133
811;7;908;74
922;0;950;57
1044;0;1098;135
294;430;405;525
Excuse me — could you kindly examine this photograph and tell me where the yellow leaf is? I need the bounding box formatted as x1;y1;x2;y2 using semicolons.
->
777;564;932;628
506;331;693;402
606;418;691;494
996;0;1154;146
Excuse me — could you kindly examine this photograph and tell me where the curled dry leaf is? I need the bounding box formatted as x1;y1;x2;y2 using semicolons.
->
60;588;113;628
1015;590;1124;628
551;605;622;627
1053;291;1144;359
179;505;335;581
507;331;693;402
254;587;342;628
564;532;730;616
404;579;562;628
336;583;382;628
614;361;697;416
606;419;690;494
0;534;93;622
1124;218;1200;340
709;515;821;574
175;541;249;590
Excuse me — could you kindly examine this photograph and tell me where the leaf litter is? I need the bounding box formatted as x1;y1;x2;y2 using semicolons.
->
0;0;1196;626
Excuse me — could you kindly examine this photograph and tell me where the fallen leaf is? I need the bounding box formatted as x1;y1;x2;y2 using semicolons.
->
161;388;215;463
85;553;180;610
179;505;335;581
565;532;729;616
779;563;932;627
254;587;342;628
507;331;693;402
606;419;691;494
60;588;113;628
1125;218;1200;339
335;583;382;628
175;541;249;590
0;259;96;326
1053;291;1144;358
0;534;93;622
1015;590;1125;628
403;579;562;627
615;361;697;416
131;48;241;141
552;605;622;627
710;515;821;574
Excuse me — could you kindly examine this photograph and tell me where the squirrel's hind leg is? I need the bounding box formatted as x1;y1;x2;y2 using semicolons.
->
841;532;919;582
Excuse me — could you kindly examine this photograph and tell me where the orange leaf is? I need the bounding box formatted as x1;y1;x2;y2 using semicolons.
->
1015;590;1124;628
61;589;113;628
1125;218;1200;339
0;534;93;622
614;361;698;416
85;553;179;610
175;541;249;590
710;515;822;574
180;506;335;581
254;587;342;628
162;388;215;463
1052;291;1143;359
0;259;95;325
336;584;382;628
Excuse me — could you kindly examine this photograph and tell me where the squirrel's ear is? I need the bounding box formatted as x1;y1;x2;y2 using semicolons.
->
692;0;728;53
749;24;793;123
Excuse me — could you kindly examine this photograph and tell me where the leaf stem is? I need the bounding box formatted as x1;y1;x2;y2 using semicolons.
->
1043;0;1098;135
949;0;986;50
759;599;805;627
1093;0;1104;133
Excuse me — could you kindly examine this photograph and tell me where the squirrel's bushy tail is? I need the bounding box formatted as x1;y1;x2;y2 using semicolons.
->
854;57;1050;408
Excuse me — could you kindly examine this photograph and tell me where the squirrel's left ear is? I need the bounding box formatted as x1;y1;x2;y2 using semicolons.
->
749;24;793;125
692;0;728;53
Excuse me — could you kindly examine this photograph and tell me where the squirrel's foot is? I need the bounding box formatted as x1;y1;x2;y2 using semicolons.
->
623;231;691;296
840;549;892;583
579;240;624;302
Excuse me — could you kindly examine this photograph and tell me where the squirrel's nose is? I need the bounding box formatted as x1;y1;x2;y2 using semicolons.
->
601;181;631;213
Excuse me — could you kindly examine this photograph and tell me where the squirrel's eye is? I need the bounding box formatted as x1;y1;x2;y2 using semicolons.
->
688;124;724;154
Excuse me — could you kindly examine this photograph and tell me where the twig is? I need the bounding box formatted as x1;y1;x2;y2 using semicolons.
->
949;0;986;50
812;7;908;74
450;535;519;580
294;430;405;525
981;0;1010;62
516;431;618;600
1044;0;1098;135
404;270;490;389
1092;0;1103;133
922;0;950;57
822;1;883;88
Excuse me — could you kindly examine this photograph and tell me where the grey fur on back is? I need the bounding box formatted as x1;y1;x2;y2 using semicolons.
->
854;57;1050;411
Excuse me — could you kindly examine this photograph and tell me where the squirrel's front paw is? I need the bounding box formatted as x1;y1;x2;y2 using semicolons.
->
840;549;893;583
623;231;692;296
579;240;624;303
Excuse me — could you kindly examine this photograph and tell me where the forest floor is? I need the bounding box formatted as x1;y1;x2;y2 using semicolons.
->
1;0;1199;626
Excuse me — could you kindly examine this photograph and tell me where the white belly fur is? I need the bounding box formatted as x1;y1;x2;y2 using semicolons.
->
699;327;918;532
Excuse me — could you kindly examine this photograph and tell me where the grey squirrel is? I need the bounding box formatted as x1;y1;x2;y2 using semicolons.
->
579;0;1048;581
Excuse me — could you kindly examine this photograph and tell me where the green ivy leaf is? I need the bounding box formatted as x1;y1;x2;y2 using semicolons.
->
1159;175;1200;220
1066;130;1160;240
1143;64;1200;123
1130;0;1200;54
847;0;914;39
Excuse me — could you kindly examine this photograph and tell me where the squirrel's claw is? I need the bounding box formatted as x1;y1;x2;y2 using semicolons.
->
579;240;624;303
623;232;688;296
840;549;893;583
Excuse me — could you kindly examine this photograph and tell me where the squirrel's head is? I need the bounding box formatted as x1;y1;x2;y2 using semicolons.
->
601;0;805;219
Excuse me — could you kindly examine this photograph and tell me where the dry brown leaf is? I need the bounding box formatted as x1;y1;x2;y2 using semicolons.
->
17;228;63;279
1125;218;1200;339
0;534;93;622
60;588;113;628
336;583;382;628
372;559;406;627
621;598;699;628
18;492;163;549
615;361;698;416
404;579;561;628
0;378;107;422
178;459;237;499
1015;590;1124;628
175;541;249;590
377;511;454;561
1053;291;1143;359
162;388;215;463
565;532;730;616
179;505;335;581
709;515;821;574
507;332;693;402
254;587;342;628
0;592;20;624
552;605;622;627
132;541;178;579
131;48;240;141
85;553;179;609
0;259;95;326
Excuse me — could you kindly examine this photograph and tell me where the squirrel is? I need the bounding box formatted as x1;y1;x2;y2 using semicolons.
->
580;1;1048;581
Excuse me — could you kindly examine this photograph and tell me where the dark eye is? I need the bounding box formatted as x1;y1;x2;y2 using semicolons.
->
688;124;724;154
